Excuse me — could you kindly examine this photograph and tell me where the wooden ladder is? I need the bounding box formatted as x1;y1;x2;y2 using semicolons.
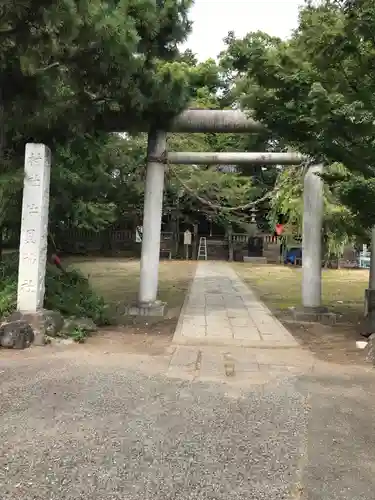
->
197;237;208;260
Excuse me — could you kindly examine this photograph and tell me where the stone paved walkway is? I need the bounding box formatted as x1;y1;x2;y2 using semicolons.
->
173;261;298;348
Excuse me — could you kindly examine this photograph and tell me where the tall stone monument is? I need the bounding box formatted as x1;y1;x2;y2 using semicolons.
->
17;143;51;313
0;144;65;349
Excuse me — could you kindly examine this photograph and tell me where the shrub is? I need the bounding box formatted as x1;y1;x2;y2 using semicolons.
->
0;253;110;325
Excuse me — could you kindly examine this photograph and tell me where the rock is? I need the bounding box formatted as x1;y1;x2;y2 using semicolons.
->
0;320;34;349
62;317;98;335
46;335;75;346
365;334;375;364
7;310;64;344
59;338;75;345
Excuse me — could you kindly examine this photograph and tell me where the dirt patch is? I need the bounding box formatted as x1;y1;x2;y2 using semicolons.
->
280;315;366;365
85;325;174;356
0;327;174;362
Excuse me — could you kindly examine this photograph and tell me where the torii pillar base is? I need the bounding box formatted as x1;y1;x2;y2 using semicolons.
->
288;306;337;326
123;300;167;318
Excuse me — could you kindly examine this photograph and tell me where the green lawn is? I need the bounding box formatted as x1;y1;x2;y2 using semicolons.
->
67;257;196;325
233;263;368;324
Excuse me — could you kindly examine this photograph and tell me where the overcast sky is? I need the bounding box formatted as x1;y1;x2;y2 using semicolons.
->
182;0;304;61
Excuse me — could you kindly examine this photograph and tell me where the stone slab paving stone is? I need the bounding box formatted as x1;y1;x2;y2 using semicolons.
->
182;316;207;327
243;302;269;312
229;316;255;328
167;351;316;391
195;348;263;382
180;326;206;338
167;345;315;384
169;346;199;368
232;326;262;341
227;309;250;318
206;315;230;324
255;322;287;337
206;309;228;317
229;347;260;372
167;346;200;380
206;327;233;338
199;349;226;379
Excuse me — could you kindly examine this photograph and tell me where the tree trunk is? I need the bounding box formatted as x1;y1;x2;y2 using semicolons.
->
0;85;4;159
0;84;6;262
100;229;113;255
0;226;3;261
173;213;180;257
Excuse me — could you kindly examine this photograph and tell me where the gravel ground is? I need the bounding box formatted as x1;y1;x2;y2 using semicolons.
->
298;372;375;500
0;350;374;499
0;351;307;500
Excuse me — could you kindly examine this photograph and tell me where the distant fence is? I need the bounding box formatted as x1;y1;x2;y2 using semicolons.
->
54;229;175;254
3;225;280;256
231;233;278;244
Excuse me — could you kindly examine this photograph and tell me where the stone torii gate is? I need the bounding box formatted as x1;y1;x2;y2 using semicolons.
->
16;109;324;340
138;109;324;319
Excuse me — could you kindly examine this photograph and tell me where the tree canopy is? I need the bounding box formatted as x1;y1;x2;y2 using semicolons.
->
1;1;238;242
1;0;274;243
1;0;195;148
219;0;375;233
6;0;375;254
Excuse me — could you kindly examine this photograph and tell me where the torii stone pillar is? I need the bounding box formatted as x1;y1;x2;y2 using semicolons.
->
138;130;166;310
293;163;329;322
302;164;324;309
363;227;375;335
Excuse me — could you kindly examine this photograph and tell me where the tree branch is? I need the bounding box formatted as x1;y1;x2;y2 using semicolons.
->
34;62;60;73
0;27;17;35
169;164;272;213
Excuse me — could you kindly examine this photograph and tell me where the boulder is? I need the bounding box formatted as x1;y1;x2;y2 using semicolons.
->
61;317;98;335
7;310;64;345
0;320;34;349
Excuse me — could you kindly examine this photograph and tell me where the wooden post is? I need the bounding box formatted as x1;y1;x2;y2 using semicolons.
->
192;224;198;260
228;225;234;262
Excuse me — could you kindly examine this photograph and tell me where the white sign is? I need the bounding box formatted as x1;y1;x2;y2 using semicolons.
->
136;226;143;243
184;230;192;246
